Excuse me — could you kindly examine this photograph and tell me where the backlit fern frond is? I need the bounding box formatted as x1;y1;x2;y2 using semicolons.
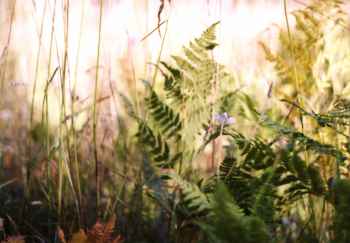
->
200;183;271;243
171;173;212;216
331;178;350;243
261;117;346;165
231;132;275;170
318;97;350;127
218;130;328;217
158;21;236;157
217;132;279;219
136;122;180;168
193;21;219;51
144;80;182;140
260;0;346;100
160;61;184;106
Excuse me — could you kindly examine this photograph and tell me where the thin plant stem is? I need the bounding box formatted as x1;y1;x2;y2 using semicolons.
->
30;0;48;126
93;0;104;218
42;0;57;205
58;0;82;223
0;0;16;94
216;123;224;181
70;0;86;225
151;18;169;87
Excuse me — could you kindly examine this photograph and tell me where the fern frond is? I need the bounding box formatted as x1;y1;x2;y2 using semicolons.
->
261;117;346;165
157;21;236;157
200;183;271;243
160;61;185;106
136;122;179;168
171;174;212;216
143;80;182;140
194;21;220;50
219;129;328;217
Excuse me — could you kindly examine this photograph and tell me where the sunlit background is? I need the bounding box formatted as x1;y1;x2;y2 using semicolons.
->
0;0;304;126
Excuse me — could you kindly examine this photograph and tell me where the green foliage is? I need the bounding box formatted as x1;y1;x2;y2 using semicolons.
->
261;116;346;166
331;179;350;243
171;173;211;217
158;21;236;157
136;121;178;168
30;122;50;145
217;127;333;223
118;6;350;241
130;21;241;171
260;0;346;101
200;183;271;243
144;80;182;140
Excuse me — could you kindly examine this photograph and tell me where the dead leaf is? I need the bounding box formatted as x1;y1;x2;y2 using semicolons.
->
69;230;88;243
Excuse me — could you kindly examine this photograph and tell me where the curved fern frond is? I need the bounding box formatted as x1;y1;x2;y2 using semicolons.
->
143;80;182;140
171;174;212;216
158;21;236;157
218;130;328;218
260;0;346;99
200;183;271;243
160;61;184;106
136;122;179;168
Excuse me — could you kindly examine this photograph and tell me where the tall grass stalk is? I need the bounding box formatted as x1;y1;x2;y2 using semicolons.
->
30;0;48;126
70;0;86;225
57;0;68;221
57;0;80;223
26;0;48;200
93;0;104;218
283;2;324;231
0;0;16;93
42;0;57;207
151;19;169;87
282;0;303;128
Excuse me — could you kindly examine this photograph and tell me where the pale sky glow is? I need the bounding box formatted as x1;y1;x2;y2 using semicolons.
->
0;0;302;124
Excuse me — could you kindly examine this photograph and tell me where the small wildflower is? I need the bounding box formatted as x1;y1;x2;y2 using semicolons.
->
281;217;290;226
213;112;235;126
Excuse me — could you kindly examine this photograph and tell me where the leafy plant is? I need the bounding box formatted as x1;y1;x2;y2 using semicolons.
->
200;183;271;243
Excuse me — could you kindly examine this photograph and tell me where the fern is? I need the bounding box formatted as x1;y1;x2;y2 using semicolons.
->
143;80;182;140
218;128;329;221
158;21;236;157
260;0;346;100
136;122;179;168
170;173;212;217
217;134;280;222
260;116;346;166
200;183;271;243
127;22;241;172
331;179;350;243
